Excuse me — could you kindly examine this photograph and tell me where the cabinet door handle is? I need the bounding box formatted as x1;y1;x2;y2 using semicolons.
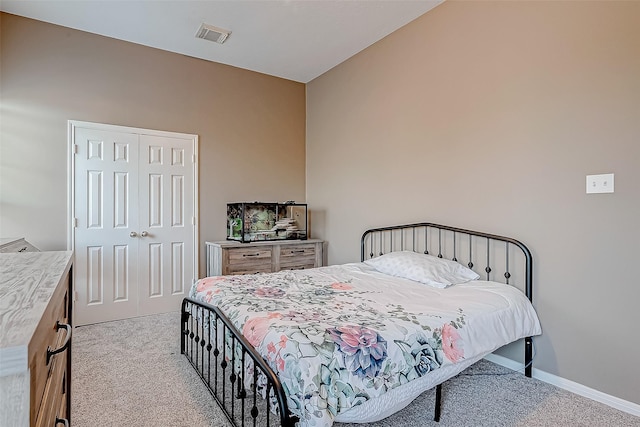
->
47;321;72;364
55;418;69;427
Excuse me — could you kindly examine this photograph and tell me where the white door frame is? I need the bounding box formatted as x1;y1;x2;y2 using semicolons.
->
67;120;199;320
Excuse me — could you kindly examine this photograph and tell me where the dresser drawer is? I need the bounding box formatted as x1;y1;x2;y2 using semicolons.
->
279;244;317;270
279;259;316;270
279;244;316;259
30;285;69;424
34;347;67;427
225;247;272;275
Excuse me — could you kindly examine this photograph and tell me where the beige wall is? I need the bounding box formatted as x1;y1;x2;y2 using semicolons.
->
307;1;640;406
0;13;306;276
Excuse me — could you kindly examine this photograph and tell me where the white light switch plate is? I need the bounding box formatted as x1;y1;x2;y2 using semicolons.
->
586;173;614;194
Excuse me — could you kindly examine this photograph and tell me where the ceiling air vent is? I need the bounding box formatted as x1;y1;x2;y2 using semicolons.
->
196;23;231;44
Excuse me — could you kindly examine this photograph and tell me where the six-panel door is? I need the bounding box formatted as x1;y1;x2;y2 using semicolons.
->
73;124;197;325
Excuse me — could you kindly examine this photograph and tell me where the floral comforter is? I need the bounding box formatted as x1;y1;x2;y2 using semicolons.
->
190;263;541;427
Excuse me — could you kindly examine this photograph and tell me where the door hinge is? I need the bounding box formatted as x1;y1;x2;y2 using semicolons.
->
192;154;197;163
73;291;78;302
192;217;196;226
73;144;78;154
73;218;78;228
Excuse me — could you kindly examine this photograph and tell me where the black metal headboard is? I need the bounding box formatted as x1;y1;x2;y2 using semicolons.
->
361;222;534;376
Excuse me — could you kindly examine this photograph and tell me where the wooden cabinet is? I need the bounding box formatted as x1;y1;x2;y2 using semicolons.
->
0;251;73;427
206;239;325;276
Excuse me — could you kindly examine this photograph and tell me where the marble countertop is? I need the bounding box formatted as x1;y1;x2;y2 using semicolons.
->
0;251;72;376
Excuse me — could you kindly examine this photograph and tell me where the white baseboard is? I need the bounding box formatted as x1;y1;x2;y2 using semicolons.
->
484;354;640;417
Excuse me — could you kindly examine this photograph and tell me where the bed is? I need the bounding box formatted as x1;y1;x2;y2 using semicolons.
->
181;222;542;426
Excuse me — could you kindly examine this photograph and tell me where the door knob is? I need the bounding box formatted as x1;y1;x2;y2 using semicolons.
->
141;231;149;237
130;231;138;238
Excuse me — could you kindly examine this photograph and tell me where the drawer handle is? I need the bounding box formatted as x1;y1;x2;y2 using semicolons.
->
55;418;69;427
46;321;72;365
243;253;260;257
18;246;28;252
290;250;305;254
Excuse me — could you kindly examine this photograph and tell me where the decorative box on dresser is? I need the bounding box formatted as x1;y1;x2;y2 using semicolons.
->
0;251;73;427
206;239;325;276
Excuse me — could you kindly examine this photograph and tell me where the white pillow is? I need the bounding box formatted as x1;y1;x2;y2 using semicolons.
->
363;251;480;288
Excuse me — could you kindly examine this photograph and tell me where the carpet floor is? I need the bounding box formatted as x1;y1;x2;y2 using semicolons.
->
72;311;640;426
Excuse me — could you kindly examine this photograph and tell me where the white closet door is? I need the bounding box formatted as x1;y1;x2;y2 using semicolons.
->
74;127;140;325
137;134;196;316
71;122;198;326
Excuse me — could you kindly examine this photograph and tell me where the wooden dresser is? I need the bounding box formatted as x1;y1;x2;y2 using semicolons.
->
206;239;325;276
0;251;73;427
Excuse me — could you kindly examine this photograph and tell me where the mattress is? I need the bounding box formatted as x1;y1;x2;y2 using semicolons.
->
191;262;541;427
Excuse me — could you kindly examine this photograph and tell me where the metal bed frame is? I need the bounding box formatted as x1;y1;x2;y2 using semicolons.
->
181;222;535;426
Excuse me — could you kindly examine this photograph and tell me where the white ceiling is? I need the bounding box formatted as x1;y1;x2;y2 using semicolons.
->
1;0;442;83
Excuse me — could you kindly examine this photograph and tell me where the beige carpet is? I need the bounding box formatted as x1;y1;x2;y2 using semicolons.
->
72;311;640;427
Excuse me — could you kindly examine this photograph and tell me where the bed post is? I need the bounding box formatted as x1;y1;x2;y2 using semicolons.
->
525;337;533;377
524;250;533;378
180;299;188;355
434;383;442;422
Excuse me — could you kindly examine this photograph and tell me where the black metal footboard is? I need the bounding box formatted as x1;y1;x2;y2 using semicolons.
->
181;297;299;427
